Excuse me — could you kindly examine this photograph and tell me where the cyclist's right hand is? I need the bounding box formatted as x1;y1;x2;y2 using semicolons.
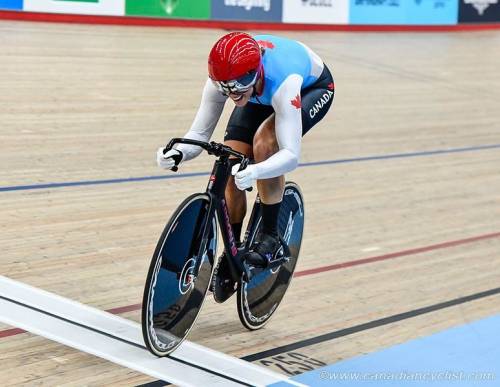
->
156;147;183;170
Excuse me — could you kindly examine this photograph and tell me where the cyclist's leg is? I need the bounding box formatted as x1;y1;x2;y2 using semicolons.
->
247;115;285;266
252;114;284;205
223;140;252;241
224;103;274;240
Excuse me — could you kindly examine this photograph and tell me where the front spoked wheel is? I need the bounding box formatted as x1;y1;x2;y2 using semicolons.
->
142;193;217;356
237;182;305;330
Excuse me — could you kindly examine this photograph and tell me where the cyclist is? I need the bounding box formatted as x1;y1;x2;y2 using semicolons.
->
157;32;334;298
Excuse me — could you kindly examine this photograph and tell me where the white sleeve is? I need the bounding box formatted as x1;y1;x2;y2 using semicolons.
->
175;79;227;161
253;74;303;179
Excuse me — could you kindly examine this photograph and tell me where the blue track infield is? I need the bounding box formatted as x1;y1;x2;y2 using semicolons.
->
269;314;500;387
1;144;499;193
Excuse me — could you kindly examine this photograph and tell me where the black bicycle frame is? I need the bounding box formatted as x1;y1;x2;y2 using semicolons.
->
165;138;253;283
206;158;246;281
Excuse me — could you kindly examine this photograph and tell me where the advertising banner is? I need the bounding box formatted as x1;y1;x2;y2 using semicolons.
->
211;0;283;22
0;0;22;10
283;0;349;24
349;0;459;25
24;0;125;15
126;0;210;19
459;0;500;22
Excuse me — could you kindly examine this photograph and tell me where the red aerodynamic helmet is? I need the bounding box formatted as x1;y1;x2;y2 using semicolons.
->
208;32;262;95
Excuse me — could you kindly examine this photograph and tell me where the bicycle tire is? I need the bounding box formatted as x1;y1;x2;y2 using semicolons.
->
237;182;305;330
142;193;217;356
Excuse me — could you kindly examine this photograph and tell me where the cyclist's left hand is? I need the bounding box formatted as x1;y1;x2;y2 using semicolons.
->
157;147;183;170
231;163;257;191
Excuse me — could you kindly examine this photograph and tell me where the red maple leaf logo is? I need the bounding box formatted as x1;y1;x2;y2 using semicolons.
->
257;40;275;49
328;82;335;91
291;94;301;109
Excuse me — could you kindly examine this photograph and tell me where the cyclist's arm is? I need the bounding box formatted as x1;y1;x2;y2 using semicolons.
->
175;79;227;161
253;74;303;179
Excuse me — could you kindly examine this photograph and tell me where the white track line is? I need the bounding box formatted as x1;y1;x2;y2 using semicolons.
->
0;275;305;387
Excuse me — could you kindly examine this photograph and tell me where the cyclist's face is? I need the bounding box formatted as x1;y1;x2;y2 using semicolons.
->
229;87;253;107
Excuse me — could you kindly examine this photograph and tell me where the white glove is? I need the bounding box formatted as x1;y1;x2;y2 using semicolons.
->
156;147;183;170
231;163;258;191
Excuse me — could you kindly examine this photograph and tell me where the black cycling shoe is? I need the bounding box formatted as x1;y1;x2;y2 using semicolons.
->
244;232;285;268
211;252;237;304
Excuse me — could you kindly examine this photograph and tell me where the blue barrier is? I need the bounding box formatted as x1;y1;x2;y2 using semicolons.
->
0;0;23;11
349;0;459;25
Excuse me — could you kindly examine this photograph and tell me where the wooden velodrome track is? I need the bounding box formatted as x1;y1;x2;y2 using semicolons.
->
1;19;500;386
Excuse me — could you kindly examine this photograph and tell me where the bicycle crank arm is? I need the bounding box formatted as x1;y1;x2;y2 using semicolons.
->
267;256;290;270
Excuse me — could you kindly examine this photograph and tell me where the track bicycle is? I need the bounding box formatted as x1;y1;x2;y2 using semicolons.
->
142;138;305;357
